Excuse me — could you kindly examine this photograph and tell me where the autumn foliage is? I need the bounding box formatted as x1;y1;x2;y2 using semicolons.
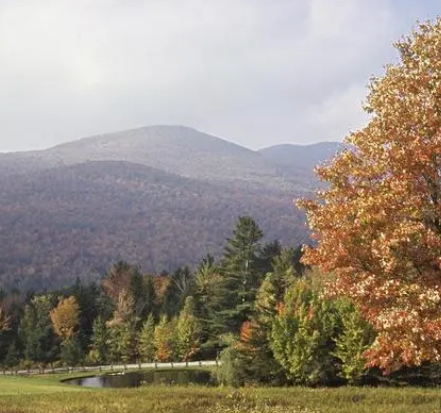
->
50;296;80;341
299;19;441;372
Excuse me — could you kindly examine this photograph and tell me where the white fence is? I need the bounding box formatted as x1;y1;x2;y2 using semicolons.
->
2;360;219;376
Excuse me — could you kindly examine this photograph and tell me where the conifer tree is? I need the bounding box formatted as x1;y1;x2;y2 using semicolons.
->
220;216;264;331
88;316;110;364
20;295;56;364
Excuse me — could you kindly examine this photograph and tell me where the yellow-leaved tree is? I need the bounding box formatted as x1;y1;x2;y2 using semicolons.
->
50;296;80;341
299;18;441;372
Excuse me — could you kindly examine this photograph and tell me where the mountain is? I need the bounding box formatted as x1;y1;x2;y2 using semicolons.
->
0;126;310;192
0;126;340;290
259;142;341;170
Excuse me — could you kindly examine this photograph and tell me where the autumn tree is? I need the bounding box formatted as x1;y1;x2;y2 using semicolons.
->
106;290;138;363
50;296;81;365
299;18;441;372
154;315;175;362
50;296;80;341
176;296;202;361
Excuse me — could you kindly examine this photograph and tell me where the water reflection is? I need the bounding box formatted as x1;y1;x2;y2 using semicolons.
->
66;369;215;388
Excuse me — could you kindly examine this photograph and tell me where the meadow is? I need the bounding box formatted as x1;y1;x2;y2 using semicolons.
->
1;373;441;413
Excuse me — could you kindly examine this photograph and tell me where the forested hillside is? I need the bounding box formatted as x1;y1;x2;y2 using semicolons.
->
0;126;338;290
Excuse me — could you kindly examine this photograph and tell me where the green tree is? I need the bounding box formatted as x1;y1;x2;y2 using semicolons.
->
3;341;19;368
193;257;226;356
161;267;194;318
20;295;56;364
333;300;375;384
176;297;202;361
139;314;156;362
220;216;264;331
107;291;138;363
70;279;100;354
88;316;110;365
270;274;340;386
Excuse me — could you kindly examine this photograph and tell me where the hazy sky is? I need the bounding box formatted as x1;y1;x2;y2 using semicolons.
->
1;1;439;152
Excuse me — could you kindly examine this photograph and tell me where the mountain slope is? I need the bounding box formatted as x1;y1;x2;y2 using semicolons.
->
0;160;306;290
0;126;310;192
0;126;340;290
259;142;341;170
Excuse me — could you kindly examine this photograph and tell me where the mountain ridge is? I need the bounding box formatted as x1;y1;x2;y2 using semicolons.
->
0;125;340;290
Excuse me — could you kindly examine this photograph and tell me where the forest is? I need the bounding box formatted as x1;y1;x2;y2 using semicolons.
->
0;216;438;387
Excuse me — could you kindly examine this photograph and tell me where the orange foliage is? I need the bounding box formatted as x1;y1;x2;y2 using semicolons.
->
299;18;441;372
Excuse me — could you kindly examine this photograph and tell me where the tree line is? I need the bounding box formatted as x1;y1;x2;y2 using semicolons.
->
0;216;438;386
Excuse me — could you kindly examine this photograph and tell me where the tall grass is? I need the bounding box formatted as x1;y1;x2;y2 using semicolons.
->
1;376;441;413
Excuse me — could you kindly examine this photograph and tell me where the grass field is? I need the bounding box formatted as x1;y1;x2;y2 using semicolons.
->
1;374;441;413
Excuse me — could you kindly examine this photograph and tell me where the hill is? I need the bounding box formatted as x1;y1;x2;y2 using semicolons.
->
0;126;340;290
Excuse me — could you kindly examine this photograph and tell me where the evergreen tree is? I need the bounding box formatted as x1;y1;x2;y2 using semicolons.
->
220;216;264;331
161;267;194;318
176;296;202;361
70;279;100;354
20;295;57;364
193;257;226;356
256;240;282;276
88;316;110;364
139;314;155;362
3;341;19;368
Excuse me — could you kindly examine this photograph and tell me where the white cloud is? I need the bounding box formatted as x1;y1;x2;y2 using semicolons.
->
0;0;436;151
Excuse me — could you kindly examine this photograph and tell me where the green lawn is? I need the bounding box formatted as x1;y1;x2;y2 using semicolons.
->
1;374;441;413
0;374;87;396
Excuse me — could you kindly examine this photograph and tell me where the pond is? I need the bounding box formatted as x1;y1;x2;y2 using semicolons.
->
65;369;216;388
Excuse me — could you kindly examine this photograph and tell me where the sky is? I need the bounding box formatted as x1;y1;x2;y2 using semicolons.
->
1;1;440;152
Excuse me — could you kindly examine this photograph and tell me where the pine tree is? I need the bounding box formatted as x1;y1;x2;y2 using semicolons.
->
193;257;225;356
161;267;194;318
88;316;110;364
20;295;57;364
3;341;19;368
220;216;264;331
